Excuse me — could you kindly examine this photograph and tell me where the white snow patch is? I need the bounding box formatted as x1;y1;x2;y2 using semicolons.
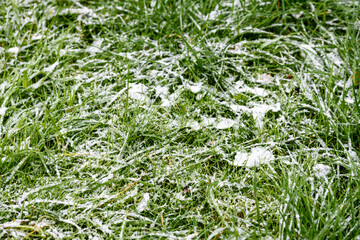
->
313;164;331;179
349;150;359;161
7;47;19;54
200;117;236;129
188;82;202;93
187;120;201;131
0;107;7;116
175;193;186;201
128;83;149;102
215;118;236;129
137;193;150;212
0;219;29;228
256;73;274;84
161;99;171;107
93;218;112;235
31;33;43;40
86;38;103;54
202;117;216;127
207;5;220;21
155;85;169;98
233;81;270;97
86;46;101;55
231;103;281;128
43;61;59;73
233;147;274;167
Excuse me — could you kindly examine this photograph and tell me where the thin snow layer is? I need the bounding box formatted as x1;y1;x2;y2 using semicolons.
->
233;147;275;167
313;164;332;179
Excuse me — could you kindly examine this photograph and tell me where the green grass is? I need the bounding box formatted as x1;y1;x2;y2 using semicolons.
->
0;0;360;239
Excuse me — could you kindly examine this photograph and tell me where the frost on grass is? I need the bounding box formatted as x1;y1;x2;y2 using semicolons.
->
1;0;359;238
233;147;275;167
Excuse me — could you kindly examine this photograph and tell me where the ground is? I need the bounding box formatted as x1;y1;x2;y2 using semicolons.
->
0;0;360;239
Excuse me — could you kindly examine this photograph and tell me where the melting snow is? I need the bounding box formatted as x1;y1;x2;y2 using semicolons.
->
86;38;103;55
233;147;274;167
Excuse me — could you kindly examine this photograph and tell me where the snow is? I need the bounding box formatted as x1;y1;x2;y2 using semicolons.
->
187;120;201;131
32;33;43;40
215;118;236;129
0;107;7;116
0;219;29;228
233;147;274;167
137;193;150;212
155;85;169;98
7;47;19;54
230;103;281;128
349;150;359;161
93;219;112;234
43;61;59;73
128;83;149;102
256;73;274;84
86;38;103;54
188;82;203;93
313;164;331;179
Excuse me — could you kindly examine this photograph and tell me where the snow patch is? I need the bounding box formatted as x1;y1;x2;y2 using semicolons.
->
349;150;359;161
215;118;236;129
231;103;281;127
137;193;150;212
128;83;149;102
233;147;274;167
8;47;19;54
0;107;7;116
256;73;274;84
313;164;331;179
188;82;202;93
43;61;59;73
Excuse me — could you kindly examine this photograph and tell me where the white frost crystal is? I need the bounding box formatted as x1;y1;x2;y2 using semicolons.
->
233;147;274;167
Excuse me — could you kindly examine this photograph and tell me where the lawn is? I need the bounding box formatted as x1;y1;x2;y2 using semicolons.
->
0;0;360;239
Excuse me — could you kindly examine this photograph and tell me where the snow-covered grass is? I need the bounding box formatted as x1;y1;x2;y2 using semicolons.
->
0;0;359;239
